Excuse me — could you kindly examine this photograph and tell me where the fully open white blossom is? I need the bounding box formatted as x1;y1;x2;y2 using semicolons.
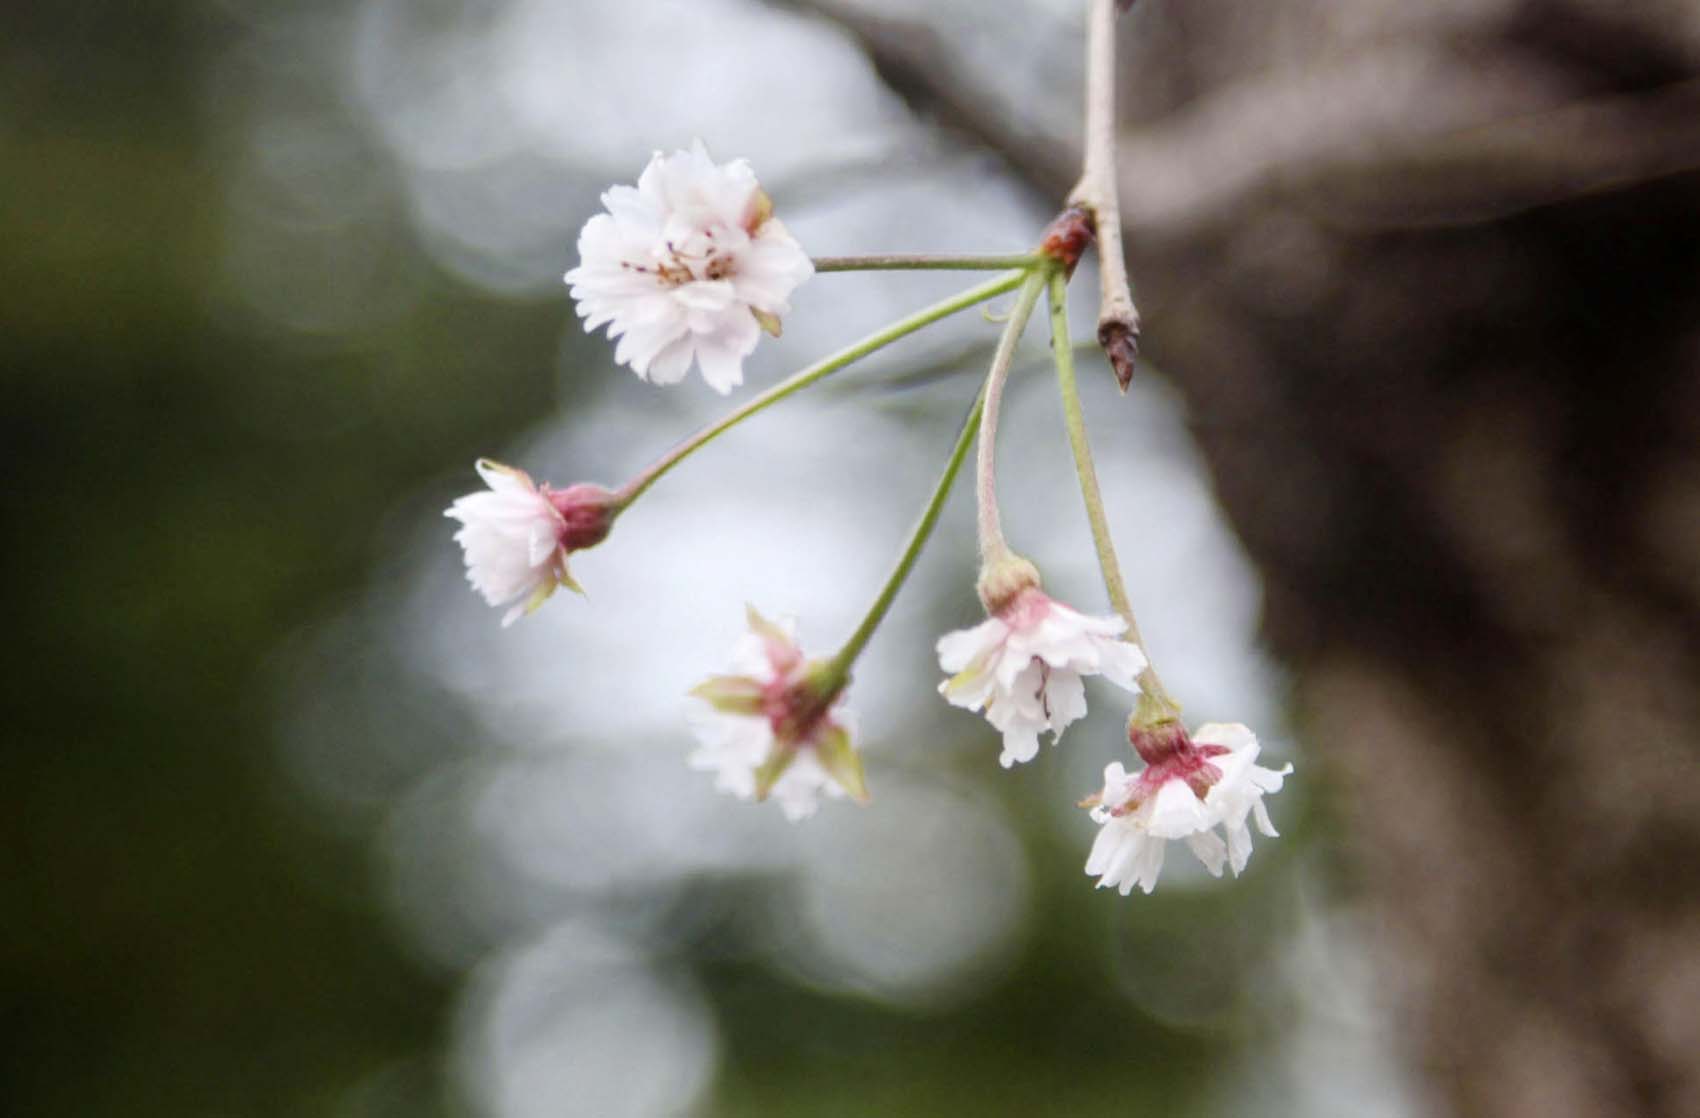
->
687;610;864;821
566;141;813;394
444;459;615;626
1084;722;1292;895
937;587;1146;767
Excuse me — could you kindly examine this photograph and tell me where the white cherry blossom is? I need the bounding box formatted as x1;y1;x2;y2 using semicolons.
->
566;141;813;394
444;459;616;626
687;609;865;821
1084;762;1227;895
1083;721;1292;895
937;587;1146;767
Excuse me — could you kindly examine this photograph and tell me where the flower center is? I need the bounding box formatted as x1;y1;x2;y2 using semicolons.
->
623;229;736;289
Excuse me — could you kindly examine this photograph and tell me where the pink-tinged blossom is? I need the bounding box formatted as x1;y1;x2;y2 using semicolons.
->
687;608;866;822
444;459;616;626
565;141;813;394
937;585;1146;768
1083;721;1292;895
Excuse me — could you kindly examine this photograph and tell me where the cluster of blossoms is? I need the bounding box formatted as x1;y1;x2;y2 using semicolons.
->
445;138;1292;895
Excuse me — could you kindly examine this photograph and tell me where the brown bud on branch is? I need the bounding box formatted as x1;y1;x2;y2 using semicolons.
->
1097;314;1140;393
1037;205;1096;279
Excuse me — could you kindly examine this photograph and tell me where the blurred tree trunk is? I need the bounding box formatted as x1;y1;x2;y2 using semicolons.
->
791;1;1700;1114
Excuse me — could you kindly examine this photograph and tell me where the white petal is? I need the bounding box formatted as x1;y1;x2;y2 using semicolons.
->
1145;779;1214;839
1187;829;1228;877
1225;820;1253;875
936;618;1004;672
1041;669;1088;736
1099;762;1137;802
1093;637;1148;691
1193;722;1258;752
646;337;697;385
696;343;744;395
998;721;1042;768
526;518;560;567
1253;798;1279;838
1131;836;1166;894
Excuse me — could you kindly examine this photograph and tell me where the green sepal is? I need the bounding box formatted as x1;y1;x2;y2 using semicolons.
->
689;675;765;716
747;187;774;228
814;724;869;804
556;562;584;596
942;664;983;698
521;579;558;617
744;604;789;645
752;742;799;802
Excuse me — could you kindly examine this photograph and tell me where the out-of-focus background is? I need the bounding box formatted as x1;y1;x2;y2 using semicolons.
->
5;1;1698;1115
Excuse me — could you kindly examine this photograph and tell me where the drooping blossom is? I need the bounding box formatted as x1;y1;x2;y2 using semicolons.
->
936;559;1146;767
687;607;866;821
1083;720;1292;895
565;141;813;394
444;459;617;626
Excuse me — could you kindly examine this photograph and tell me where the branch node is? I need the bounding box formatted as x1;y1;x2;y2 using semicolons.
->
1037;205;1096;277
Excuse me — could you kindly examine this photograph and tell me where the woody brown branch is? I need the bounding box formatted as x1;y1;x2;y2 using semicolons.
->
1068;0;1141;391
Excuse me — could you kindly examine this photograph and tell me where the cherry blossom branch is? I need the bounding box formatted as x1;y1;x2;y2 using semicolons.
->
614;269;1027;509
1045;268;1180;717
827;390;985;678
813;253;1044;273
1068;0;1140;391
973;269;1049;564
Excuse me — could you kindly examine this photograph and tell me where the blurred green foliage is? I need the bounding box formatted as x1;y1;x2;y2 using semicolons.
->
0;7;561;1113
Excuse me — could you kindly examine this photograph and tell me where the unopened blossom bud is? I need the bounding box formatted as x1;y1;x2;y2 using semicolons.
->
687;607;867;821
939;560;1146;768
445;459;619;626
566;140;813;394
1083;720;1293;894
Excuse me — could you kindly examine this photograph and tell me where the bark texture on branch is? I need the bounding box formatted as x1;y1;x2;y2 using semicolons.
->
792;1;1700;1114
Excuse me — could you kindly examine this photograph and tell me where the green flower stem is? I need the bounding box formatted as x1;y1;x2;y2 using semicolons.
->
614;269;1027;510
1046;268;1180;717
973;269;1050;564
813;253;1045;273
826;390;985;680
